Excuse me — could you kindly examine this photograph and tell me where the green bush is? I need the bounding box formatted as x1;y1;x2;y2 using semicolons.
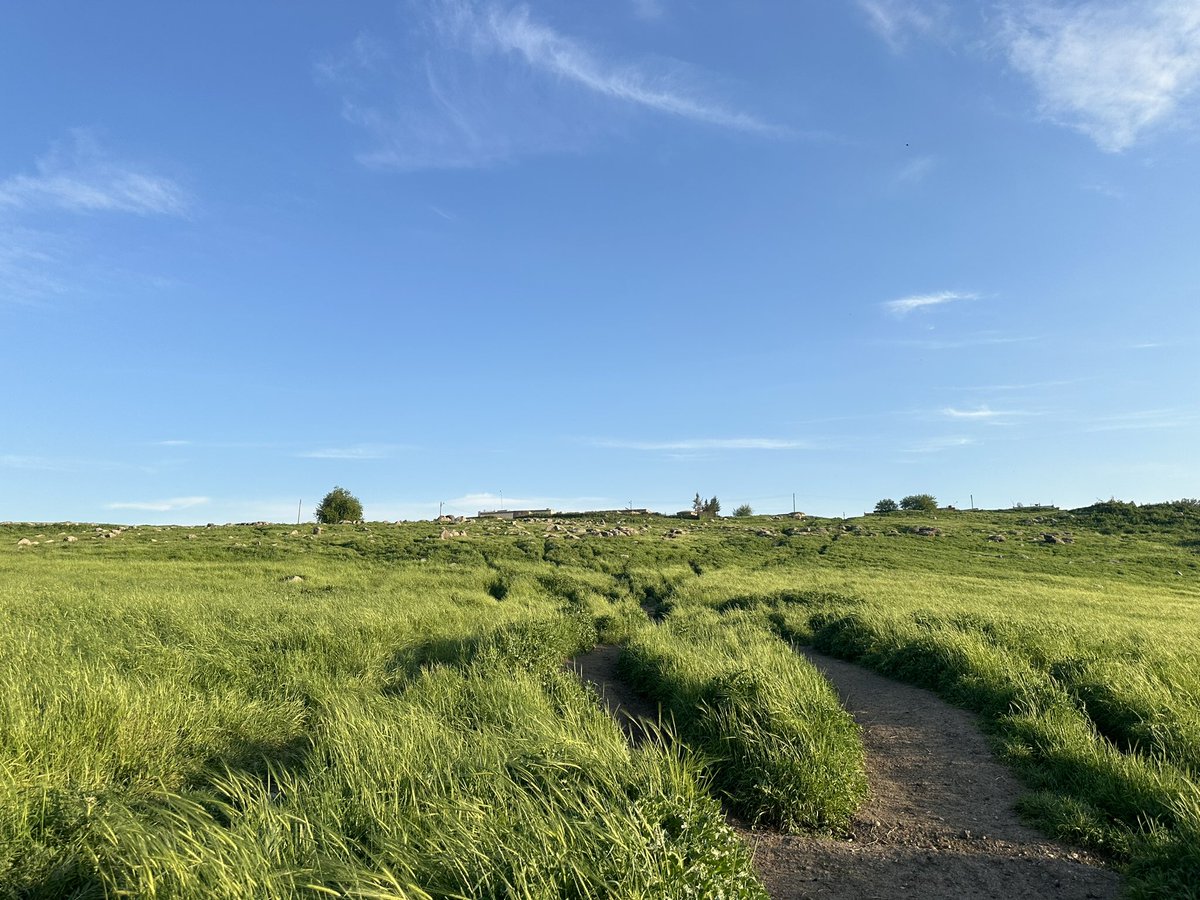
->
874;498;898;514
315;486;363;524
899;493;937;512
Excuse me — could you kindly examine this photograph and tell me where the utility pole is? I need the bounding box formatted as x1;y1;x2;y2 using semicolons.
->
792;493;796;514
970;494;974;510
296;500;302;525
439;501;444;518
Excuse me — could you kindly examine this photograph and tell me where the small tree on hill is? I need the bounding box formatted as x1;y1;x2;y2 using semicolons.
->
315;486;363;524
900;493;937;512
692;494;720;518
874;498;898;514
733;503;753;517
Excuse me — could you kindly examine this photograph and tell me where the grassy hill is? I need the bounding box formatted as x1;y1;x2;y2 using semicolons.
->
1;505;1197;897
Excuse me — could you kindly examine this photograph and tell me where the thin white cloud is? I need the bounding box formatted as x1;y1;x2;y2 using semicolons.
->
319;1;776;169
950;378;1083;391
631;0;665;22
458;4;772;131
0;454;64;470
1084;409;1195;432
895;154;938;185
858;0;950;51
1082;181;1126;201
943;406;1003;419
904;435;976;453
0;226;67;304
444;492;611;511
107;496;210;512
1001;1;1200;152
596;437;811;451
884;290;978;315
941;405;1037;420
885;333;1039;350
156;439;192;446
0;131;189;216
299;444;404;460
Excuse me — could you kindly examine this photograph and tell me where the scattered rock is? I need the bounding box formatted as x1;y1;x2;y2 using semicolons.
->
1040;532;1075;544
17;538;33;547
283;575;304;583
757;528;775;537
65;535;77;543
913;526;941;537
312;525;322;535
987;534;1007;543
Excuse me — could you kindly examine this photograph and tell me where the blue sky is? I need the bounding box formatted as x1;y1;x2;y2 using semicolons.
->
3;0;1198;523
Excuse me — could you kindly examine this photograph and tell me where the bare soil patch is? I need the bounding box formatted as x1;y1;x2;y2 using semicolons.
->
745;648;1121;899
569;643;1120;898
568;644;660;745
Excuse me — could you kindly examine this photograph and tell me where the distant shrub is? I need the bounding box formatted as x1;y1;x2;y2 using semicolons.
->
733;504;753;518
900;494;937;512
874;498;898;514
315;486;363;524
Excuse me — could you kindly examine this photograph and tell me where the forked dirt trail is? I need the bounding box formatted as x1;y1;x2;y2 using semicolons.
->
746;648;1122;899
570;644;1122;899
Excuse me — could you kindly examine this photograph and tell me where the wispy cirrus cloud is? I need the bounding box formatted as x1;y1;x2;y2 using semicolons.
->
885;333;1039;350
299;443;408;460
0;132;189;305
904;435;976;453
0;454;65;470
444;491;611;511
0;225;67;305
319;1;777;169
884;290;978;315
895;154;938;185
1001;1;1200;152
943;406;1004;419
596;437;811;451
0;130;189;216
630;0;666;22
941;405;1036;420
857;0;951;51
1083;409;1196;432
107;496;210;512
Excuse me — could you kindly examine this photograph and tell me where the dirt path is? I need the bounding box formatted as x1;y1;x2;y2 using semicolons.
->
570;643;1122;899
746;648;1122;899
567;644;660;745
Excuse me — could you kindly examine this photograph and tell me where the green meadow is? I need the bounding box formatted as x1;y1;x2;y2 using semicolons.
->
2;500;1198;897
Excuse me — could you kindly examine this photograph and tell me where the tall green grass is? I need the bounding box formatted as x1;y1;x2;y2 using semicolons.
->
8;504;1198;896
621;608;866;831
0;526;767;898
